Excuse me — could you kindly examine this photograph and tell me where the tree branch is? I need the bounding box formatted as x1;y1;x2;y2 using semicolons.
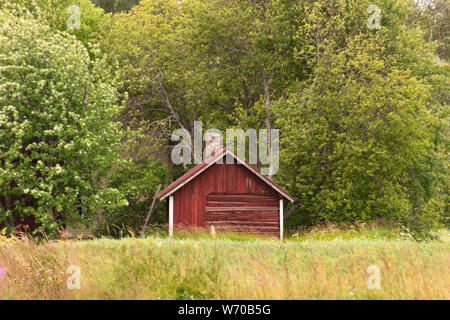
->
284;202;300;221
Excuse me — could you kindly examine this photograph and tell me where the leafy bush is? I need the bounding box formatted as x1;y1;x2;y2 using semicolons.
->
0;6;126;236
93;159;168;238
275;31;446;239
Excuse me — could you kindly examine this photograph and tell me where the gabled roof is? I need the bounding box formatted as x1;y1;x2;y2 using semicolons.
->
157;148;295;202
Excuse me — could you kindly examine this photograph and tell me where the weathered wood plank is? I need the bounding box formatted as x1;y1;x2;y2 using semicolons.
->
205;212;278;219
206;220;278;225
209;225;280;232
207;194;277;200
205;206;278;212
206;200;279;207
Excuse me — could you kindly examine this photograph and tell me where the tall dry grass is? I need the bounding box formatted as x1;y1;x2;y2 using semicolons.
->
0;230;448;299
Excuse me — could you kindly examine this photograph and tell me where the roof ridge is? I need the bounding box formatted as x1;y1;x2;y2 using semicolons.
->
157;148;295;202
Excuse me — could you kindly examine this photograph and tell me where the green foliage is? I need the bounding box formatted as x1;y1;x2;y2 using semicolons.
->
0;0;110;52
274;29;445;239
100;0;448;239
181;0;309;130
0;0;447;240
93;159;168;238
408;0;450;62
104;0;218;134
0;6;126;236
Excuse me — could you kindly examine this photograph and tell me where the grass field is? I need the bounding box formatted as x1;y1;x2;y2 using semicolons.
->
0;227;448;300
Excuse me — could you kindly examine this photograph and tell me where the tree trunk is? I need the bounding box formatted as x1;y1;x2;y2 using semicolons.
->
263;70;273;178
283;202;300;221
140;184;162;237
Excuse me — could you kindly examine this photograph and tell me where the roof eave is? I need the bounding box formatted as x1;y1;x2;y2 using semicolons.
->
157;149;295;202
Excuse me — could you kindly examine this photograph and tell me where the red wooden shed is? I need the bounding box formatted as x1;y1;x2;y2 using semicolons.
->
156;148;295;239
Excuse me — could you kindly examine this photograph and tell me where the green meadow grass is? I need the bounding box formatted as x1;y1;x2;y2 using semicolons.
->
0;228;448;299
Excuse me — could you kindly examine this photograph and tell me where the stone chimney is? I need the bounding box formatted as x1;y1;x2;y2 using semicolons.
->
204;131;222;159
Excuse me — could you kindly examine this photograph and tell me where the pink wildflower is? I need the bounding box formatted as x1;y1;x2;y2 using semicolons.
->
0;267;5;281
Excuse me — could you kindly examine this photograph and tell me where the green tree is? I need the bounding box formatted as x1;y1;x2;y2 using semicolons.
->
0;0;109;52
104;0;224;181
179;0;308;174
0;6;126;236
275;31;444;239
408;0;449;62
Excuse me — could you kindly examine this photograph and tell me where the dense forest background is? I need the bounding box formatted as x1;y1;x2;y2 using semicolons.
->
0;0;448;239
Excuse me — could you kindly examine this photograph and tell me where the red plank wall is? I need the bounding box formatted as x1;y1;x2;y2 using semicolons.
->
172;155;280;237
